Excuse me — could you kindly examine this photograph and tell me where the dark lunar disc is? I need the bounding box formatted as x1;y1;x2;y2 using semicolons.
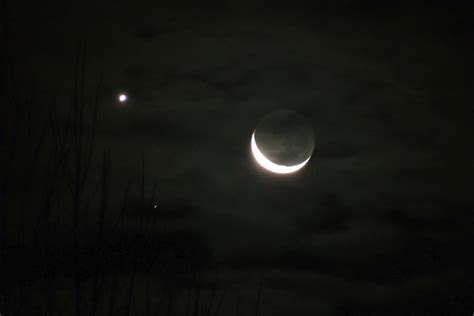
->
254;110;314;166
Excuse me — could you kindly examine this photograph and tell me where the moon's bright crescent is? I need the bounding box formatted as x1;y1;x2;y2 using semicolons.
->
251;132;311;174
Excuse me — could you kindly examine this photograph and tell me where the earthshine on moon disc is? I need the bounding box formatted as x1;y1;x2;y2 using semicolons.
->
251;110;314;174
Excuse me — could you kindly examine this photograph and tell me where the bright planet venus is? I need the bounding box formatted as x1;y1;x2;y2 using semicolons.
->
251;110;314;174
118;94;128;103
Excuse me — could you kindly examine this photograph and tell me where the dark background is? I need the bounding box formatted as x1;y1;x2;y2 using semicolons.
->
1;0;473;315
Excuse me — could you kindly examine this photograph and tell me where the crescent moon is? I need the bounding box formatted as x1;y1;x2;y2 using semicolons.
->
251;132;311;174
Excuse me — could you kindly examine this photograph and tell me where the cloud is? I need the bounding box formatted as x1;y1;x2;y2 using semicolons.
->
4;3;473;314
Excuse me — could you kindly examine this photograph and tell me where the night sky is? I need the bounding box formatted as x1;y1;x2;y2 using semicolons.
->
1;0;474;315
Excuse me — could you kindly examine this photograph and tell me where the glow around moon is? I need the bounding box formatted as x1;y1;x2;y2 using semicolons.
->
251;132;310;174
